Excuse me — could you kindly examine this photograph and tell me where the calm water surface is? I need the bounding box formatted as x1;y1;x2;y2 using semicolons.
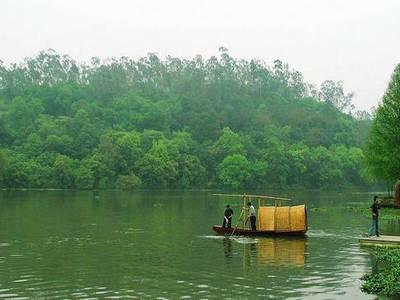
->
0;190;396;299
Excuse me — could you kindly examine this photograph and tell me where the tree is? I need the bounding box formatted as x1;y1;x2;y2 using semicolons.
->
178;154;206;188
116;174;142;190
52;154;77;188
136;140;178;187
115;131;142;174
365;64;400;183
319;80;354;113
0;150;7;186
211;127;245;162
68;109;100;158
0;49;370;190
8;96;44;138
287;143;309;185
217;154;251;189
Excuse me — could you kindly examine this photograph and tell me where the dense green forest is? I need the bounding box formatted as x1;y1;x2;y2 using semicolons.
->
0;48;372;190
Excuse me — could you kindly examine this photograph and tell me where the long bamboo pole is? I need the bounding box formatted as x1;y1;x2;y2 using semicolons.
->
230;209;244;237
212;193;291;201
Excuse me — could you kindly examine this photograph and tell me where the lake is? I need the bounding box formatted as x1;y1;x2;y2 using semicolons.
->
0;190;395;299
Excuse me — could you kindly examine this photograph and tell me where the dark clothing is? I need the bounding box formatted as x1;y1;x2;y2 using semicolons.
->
224;207;233;218
222;216;232;228
222;207;233;228
250;216;256;231
370;203;380;217
369;202;380;236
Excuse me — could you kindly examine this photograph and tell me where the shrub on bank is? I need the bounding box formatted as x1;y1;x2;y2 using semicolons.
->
361;248;400;297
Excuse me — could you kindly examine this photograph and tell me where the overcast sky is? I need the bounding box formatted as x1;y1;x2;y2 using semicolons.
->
1;0;400;111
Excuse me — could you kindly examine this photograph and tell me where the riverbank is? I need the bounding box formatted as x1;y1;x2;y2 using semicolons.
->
361;207;400;297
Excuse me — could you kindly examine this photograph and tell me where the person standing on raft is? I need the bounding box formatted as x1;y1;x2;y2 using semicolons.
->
222;205;234;228
368;195;381;237
247;202;257;231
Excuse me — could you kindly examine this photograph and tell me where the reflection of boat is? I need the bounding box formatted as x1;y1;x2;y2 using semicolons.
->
221;236;307;270
258;237;306;266
212;194;308;236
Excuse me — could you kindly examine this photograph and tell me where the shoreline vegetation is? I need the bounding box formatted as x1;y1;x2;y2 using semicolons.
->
361;205;400;298
362;247;400;297
0;49;373;190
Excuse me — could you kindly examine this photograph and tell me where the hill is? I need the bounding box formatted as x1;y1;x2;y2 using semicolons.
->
0;49;371;189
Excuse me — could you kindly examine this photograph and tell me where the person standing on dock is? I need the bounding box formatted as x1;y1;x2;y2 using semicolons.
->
368;195;381;237
247;202;257;231
222;205;234;228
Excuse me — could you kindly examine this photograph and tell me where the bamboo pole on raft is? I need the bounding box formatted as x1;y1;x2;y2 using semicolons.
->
212;193;291;201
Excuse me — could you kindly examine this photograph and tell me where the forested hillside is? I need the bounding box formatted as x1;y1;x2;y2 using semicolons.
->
0;49;371;190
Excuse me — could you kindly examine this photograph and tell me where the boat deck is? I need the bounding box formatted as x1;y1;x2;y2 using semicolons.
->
359;235;400;247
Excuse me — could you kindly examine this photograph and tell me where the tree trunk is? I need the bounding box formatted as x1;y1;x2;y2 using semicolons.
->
394;180;400;208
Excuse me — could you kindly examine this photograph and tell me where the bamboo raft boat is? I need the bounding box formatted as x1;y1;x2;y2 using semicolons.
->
212;194;308;236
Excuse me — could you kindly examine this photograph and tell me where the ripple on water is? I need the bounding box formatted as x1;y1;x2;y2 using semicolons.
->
195;284;208;288
197;235;226;240
306;230;352;240
12;279;29;283
232;237;258;244
0;294;19;299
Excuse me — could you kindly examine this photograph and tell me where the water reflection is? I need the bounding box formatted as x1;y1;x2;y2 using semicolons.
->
0;190;378;299
223;237;232;261
222;236;307;269
257;237;307;267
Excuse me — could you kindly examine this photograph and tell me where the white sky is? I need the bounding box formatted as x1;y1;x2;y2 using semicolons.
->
1;0;400;111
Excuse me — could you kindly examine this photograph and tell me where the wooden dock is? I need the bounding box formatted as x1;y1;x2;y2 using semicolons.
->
359;235;400;247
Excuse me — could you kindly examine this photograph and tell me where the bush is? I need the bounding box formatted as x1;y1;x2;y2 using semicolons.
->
361;248;400;297
116;174;142;190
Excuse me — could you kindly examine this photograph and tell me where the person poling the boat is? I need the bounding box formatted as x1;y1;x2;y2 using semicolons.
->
222;205;234;228
247;202;257;231
368;195;381;237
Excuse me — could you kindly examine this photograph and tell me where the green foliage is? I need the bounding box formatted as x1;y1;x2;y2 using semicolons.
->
361;248;400;297
211;127;245;161
0;49;372;189
365;64;400;182
75;164;94;189
116;174;142;190
0;150;7;185
52;155;77;188
319;80;354;113
136;140;178;188
218;154;251;189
